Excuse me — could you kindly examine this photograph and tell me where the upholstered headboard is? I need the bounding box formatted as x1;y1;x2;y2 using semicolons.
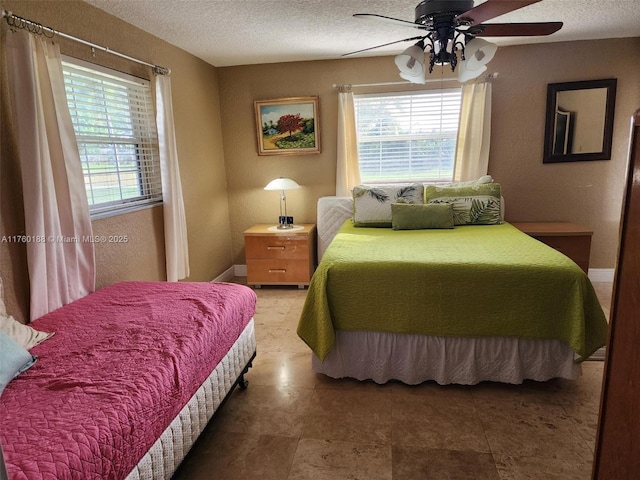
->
317;196;352;261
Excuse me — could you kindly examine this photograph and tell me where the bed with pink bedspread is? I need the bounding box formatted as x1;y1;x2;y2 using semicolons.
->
0;281;257;480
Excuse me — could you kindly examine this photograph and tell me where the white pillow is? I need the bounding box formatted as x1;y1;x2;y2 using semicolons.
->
0;313;54;350
353;184;424;227
447;175;494;187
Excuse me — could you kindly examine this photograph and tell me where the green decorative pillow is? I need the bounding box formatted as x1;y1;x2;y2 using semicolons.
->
353;184;423;227
391;203;454;230
425;183;502;225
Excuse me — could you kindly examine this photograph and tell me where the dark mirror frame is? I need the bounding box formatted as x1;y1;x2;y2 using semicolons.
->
543;78;617;163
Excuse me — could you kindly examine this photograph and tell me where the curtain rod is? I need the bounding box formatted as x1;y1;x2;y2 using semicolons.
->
333;73;498;89
1;9;170;75
332;78;457;89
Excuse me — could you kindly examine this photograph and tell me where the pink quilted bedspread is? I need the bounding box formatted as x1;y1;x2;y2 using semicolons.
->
0;281;256;480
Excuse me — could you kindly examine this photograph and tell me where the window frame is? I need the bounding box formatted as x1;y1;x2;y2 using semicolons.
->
354;88;462;185
61;56;162;219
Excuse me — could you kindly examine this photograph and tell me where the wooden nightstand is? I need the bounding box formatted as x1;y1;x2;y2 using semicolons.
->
511;222;593;273
244;224;316;288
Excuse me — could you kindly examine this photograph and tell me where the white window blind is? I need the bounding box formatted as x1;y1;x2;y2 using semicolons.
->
354;89;462;183
62;58;162;217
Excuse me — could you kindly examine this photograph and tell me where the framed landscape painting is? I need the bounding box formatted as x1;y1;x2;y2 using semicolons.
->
254;96;320;156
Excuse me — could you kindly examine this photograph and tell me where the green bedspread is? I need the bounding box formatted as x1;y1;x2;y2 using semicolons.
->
297;221;608;361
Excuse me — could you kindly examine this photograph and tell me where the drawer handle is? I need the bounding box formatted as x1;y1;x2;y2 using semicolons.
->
268;269;286;273
267;246;286;250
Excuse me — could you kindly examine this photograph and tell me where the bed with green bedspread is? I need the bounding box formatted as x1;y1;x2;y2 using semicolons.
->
297;221;608;365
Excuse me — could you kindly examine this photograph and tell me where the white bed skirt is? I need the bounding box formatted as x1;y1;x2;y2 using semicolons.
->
312;329;580;385
125;319;256;480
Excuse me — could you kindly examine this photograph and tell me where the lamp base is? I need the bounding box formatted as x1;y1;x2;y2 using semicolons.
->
268;225;304;232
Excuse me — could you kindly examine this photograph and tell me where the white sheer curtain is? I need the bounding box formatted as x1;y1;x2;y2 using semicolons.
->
336;87;361;196
155;75;190;282
453;82;492;182
5;31;95;320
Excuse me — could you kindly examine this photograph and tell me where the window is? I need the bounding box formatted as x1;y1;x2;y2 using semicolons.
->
62;58;162;217
354;89;462;184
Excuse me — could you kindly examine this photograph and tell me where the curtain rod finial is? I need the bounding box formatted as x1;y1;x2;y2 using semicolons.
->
153;66;171;76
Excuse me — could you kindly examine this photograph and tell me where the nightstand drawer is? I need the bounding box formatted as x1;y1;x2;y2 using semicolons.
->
245;235;309;260
533;235;591;263
246;259;312;284
511;222;592;274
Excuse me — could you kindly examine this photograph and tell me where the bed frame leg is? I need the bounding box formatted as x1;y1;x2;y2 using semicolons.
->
238;356;254;390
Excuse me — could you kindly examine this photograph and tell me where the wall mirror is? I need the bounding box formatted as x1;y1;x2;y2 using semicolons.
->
543;78;617;163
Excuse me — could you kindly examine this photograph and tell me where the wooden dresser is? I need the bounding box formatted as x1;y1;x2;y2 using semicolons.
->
593;107;640;479
244;224;316;288
511;222;593;273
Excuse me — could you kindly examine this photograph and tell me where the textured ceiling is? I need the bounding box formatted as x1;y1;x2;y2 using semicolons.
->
83;0;640;67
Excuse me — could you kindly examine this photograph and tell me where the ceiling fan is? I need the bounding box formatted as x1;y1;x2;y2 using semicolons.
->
345;0;562;82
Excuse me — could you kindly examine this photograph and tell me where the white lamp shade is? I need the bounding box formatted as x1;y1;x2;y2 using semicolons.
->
394;44;425;76
457;60;487;83
264;177;301;191
464;38;497;71
399;70;426;84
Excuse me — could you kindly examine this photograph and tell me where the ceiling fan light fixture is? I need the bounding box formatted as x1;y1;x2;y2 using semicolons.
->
350;0;561;81
394;40;426;75
399;70;426;84
463;37;497;71
457;59;487;82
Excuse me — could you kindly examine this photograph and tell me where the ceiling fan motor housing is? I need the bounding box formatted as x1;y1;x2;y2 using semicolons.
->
414;0;474;25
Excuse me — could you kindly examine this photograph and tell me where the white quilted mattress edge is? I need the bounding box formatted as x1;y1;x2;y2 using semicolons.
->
125;319;256;480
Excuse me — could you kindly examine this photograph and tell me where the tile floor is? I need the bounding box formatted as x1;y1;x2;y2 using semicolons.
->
173;281;612;480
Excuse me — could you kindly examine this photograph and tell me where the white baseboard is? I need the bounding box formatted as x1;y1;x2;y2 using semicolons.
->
234;264;247;278
588;268;615;283
211;266;235;282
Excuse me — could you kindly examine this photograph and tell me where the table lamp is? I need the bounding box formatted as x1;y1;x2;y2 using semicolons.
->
264;177;301;229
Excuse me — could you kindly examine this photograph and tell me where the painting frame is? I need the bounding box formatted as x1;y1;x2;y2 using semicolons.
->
254;96;321;156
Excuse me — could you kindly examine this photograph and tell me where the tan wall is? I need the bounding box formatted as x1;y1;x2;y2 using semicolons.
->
218;56;458;265
488;39;639;268
0;0;232;321
219;38;640;270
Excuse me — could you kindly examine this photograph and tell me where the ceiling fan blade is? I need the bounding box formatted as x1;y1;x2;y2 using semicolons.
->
342;35;426;57
457;0;542;26
469;21;563;37
353;13;424;30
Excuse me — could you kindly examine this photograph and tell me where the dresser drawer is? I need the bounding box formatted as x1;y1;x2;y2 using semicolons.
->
246;259;312;284
245;235;309;260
